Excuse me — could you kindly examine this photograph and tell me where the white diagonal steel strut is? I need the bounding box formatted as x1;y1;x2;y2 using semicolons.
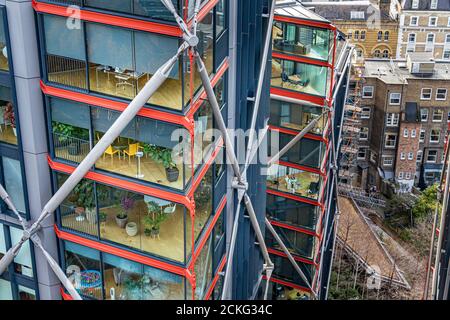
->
0;42;189;300
267;110;328;167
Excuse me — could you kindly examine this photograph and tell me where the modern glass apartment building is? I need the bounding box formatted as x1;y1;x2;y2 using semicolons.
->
265;1;351;300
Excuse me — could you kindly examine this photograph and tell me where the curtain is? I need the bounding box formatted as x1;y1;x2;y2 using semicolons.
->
86;23;133;70
51;98;90;130
44;15;85;61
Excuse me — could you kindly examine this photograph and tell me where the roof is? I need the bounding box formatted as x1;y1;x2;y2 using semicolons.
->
275;0;331;24
300;0;394;21
402;0;450;10
363;59;450;84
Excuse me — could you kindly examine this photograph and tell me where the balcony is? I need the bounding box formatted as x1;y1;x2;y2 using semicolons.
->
266;164;322;201
271;58;329;98
50;98;208;190
272;21;332;62
64;241;187;300
266;225;316;259
269;99;328;136
42;13;214;111
57;170;214;264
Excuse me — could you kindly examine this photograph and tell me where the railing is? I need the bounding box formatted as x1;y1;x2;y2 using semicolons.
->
60;204;99;237
46;54;87;90
53;132;90;164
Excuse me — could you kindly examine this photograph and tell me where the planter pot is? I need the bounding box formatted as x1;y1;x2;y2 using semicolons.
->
75;207;85;222
85;208;97;224
150;227;160;238
115;215;128;229
68;142;81;156
165;167;179;183
126;222;138;237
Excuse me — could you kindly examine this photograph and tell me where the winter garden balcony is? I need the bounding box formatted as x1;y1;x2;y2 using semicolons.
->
271;58;330;98
266;194;320;233
56;167;214;264
266;225;316;260
269;99;328;137
272;21;333;63
266;163;322;201
41;13;214;111
49;97;219;191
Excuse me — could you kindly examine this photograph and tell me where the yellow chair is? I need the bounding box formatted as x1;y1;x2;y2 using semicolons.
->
103;146;121;164
123;143;141;164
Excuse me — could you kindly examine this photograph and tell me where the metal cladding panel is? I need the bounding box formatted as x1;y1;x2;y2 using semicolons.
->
230;0;270;300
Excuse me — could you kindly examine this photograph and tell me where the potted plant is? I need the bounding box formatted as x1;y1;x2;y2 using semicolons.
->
73;181;96;224
143;201;167;238
144;144;179;182
126;222;138;237
115;196;135;229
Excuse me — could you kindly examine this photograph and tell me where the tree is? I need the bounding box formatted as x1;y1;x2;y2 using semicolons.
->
412;184;439;221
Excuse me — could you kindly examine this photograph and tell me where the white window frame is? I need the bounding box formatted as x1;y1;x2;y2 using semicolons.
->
419;129;426;142
406;172;412;180
362;86;374;98
411;129;417;138
385;134;397;149
410;16;418;26
386;113;400;127
436;88;447;101
398;172;404;179
383;156;394;167
400;152;406;160
412;0;419;9
403;128;409;138
429;17;437;27
421;109;429;122
421;88;432;100
361;107;371;119
359;127;369;141
417;150;423;162
430;129;441;143
389;93;401;105
408;152;414;161
427;150;438;163
431;0;438;10
432;109;443;122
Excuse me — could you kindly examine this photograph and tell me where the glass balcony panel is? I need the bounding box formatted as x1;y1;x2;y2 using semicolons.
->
43;15;87;90
97;184;187;263
0;86;17;145
273;21;331;61
266;164;322;201
271;254;315;287
0;10;9;71
269;99;327;135
194;233;213;299
269;132;325;169
266;225;316;259
92;107;187;190
194;166;213;241
271;58;328;97
64;241;103;300
51;98;91;164
102;253;185;300
57;174;99;238
266;194;319;231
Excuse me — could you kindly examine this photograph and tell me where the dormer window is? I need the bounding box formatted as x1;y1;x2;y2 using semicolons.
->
350;11;365;19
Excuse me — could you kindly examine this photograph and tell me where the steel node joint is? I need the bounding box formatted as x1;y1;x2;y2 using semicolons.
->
231;177;248;191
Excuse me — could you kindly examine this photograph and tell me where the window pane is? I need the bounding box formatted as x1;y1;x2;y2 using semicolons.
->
267;164;322;201
10;226;33;277
194;234;213;299
272;58;328;97
51;98;91;164
44;15;87;90
0;279;12;300
64;241;103;300
3;157;25;213
0;86;17;145
193;166;213;242
18;286;36;300
0;10;8;71
266;226;315;259
273;22;331;61
92;107;187;190
57;174;98;237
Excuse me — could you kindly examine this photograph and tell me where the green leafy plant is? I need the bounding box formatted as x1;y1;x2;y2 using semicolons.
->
73;181;95;210
144;201;168;235
52;122;89;143
143;144;177;169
